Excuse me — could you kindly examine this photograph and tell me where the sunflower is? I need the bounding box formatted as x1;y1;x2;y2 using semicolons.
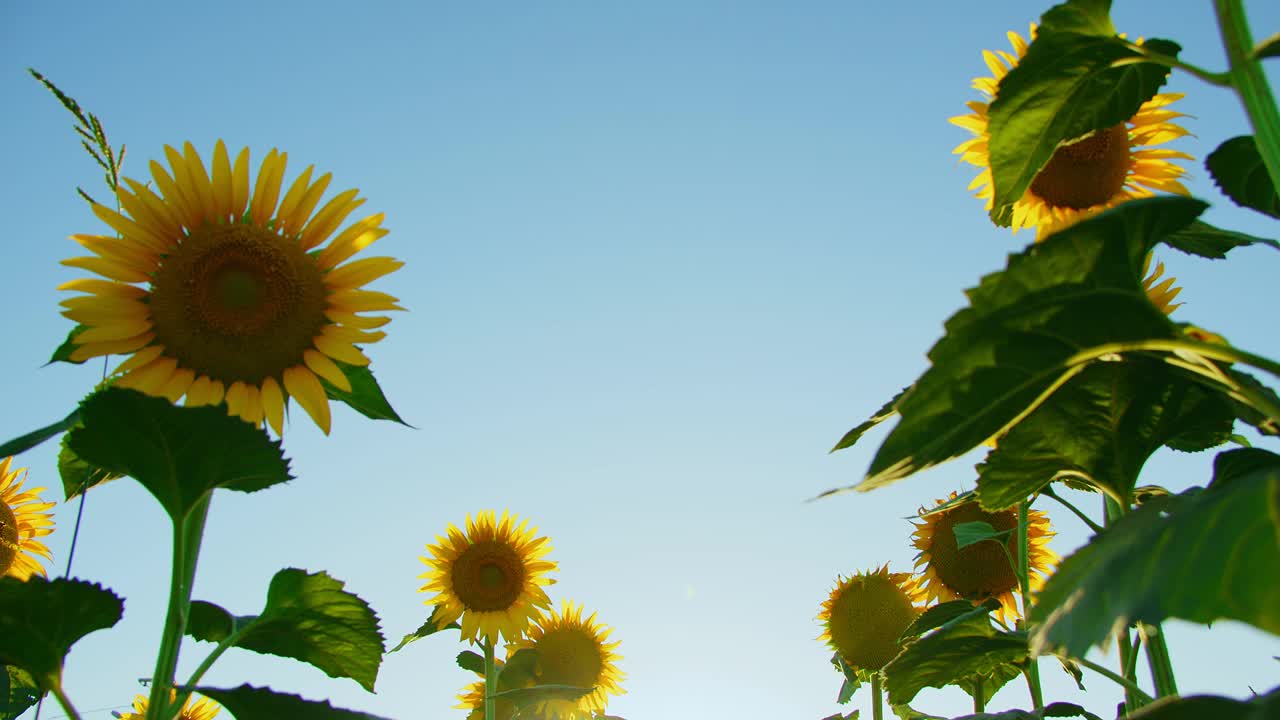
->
457;678;519;720
911;494;1057;626
818;564;923;672
116;693;220;720
507;600;625;720
0;457;54;581
419;510;557;645
1142;253;1182;314
951;26;1193;239
60;141;403;435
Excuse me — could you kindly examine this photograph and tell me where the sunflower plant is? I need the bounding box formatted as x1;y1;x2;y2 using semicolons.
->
822;0;1280;718
0;72;408;720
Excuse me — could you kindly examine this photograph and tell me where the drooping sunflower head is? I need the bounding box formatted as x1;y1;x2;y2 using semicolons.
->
818;564;923;672
911;493;1057;626
0;457;54;581
116;692;220;720
951;26;1193;239
507;600;625;720
419;510;558;645
60;141;404;434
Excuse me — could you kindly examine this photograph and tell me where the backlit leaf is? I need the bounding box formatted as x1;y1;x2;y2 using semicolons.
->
1207;136;1280;219
388;606;460;652
1;665;41;720
883;627;1028;705
322;362;408;426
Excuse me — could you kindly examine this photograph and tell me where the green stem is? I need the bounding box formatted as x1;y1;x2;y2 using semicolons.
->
147;495;212;720
1139;622;1180;698
484;640;497;720
1125;40;1232;86
46;678;82;720
1067;654;1156;706
1016;502;1044;711
1041;487;1104;534
973;676;985;713
871;672;884;720
1216;0;1280;193
1104;497;1144;714
183;622;250;693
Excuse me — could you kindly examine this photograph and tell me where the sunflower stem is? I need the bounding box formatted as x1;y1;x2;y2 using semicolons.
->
1015;502;1044;711
1104;496;1144;714
183;622;250;695
1139;622;1179;698
870;672;884;720
973;677;985;713
147;495;211;720
1066;654;1155;706
1215;0;1280;194
46;677;83;720
484;639;497;720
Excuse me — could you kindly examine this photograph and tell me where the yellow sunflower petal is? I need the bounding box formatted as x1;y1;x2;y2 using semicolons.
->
283;366;331;434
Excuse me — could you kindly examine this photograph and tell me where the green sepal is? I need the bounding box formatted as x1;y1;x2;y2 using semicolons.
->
66;387;292;522
1030;448;1280;656
975;358;1236;511
456;650;485;675
1206;136;1280;219
1162;220;1280;258
185;569;385;692
321;361;409;426
388;605;460;652
852;196;1203;493
47;325;89;365
0;408;80;459
1;665;42;720
986;21;1177;225
193;685;392;720
0;577;123;690
1122;687;1279;720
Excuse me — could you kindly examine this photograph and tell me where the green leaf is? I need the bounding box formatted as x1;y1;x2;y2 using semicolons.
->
890;706;947;720
491;684;594;707
194;685;392;720
457;650;485;675
47;326;90;365
0;408;80;459
1030;448;1280;656
956;659;1023;707
1;665;42;720
67;388;292;521
987;29;1177;225
851;196;1204;493
186;569;385;692
496;648;540;691
831;653;860;704
1124;688;1279;720
829;388;906;454
947;704;1104;720
883;628;1029;705
975;359;1236;510
58;431;122;500
321;362;408;425
953;521;1007;550
1253;32;1280;61
1225;369;1280;437
1207;136;1280;219
388;605;460;652
1038;0;1115;36
899;600;997;642
1162;220;1280;259
0;577;122;689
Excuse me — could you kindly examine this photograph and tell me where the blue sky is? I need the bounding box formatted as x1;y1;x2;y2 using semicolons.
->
3;2;1279;719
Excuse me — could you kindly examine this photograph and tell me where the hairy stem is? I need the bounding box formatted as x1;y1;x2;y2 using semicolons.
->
146;496;211;720
1215;0;1280;193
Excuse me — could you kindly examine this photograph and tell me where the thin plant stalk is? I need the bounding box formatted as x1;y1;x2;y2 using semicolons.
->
146;495;212;720
1215;0;1280;191
1066;654;1156;706
973;677;985;714
484;640;497;720
47;680;82;720
1139;622;1180;698
871;672;884;720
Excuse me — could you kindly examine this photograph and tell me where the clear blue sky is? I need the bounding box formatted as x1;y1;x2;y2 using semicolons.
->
3;2;1278;719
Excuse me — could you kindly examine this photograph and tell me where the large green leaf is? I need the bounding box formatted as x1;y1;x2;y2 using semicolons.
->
975;358;1235;510
899;600;1000;642
66;388;292;521
1124;688;1279;720
186;569;384;692
1;665;41;720
882;627;1028;705
321;362;408;425
58;431;122;500
1038;0;1115;36
0;408;80;459
1207;136;1280;219
194;685;392;720
852;196;1204;492
987;24;1177;225
1162;220;1280;258
0;577;122;689
1030;448;1280;656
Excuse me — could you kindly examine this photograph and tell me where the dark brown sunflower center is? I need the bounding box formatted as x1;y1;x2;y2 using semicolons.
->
450;541;527;612
535;628;603;687
828;575;917;671
0;501;18;576
927;503;1020;598
148;222;328;385
1029;124;1130;210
